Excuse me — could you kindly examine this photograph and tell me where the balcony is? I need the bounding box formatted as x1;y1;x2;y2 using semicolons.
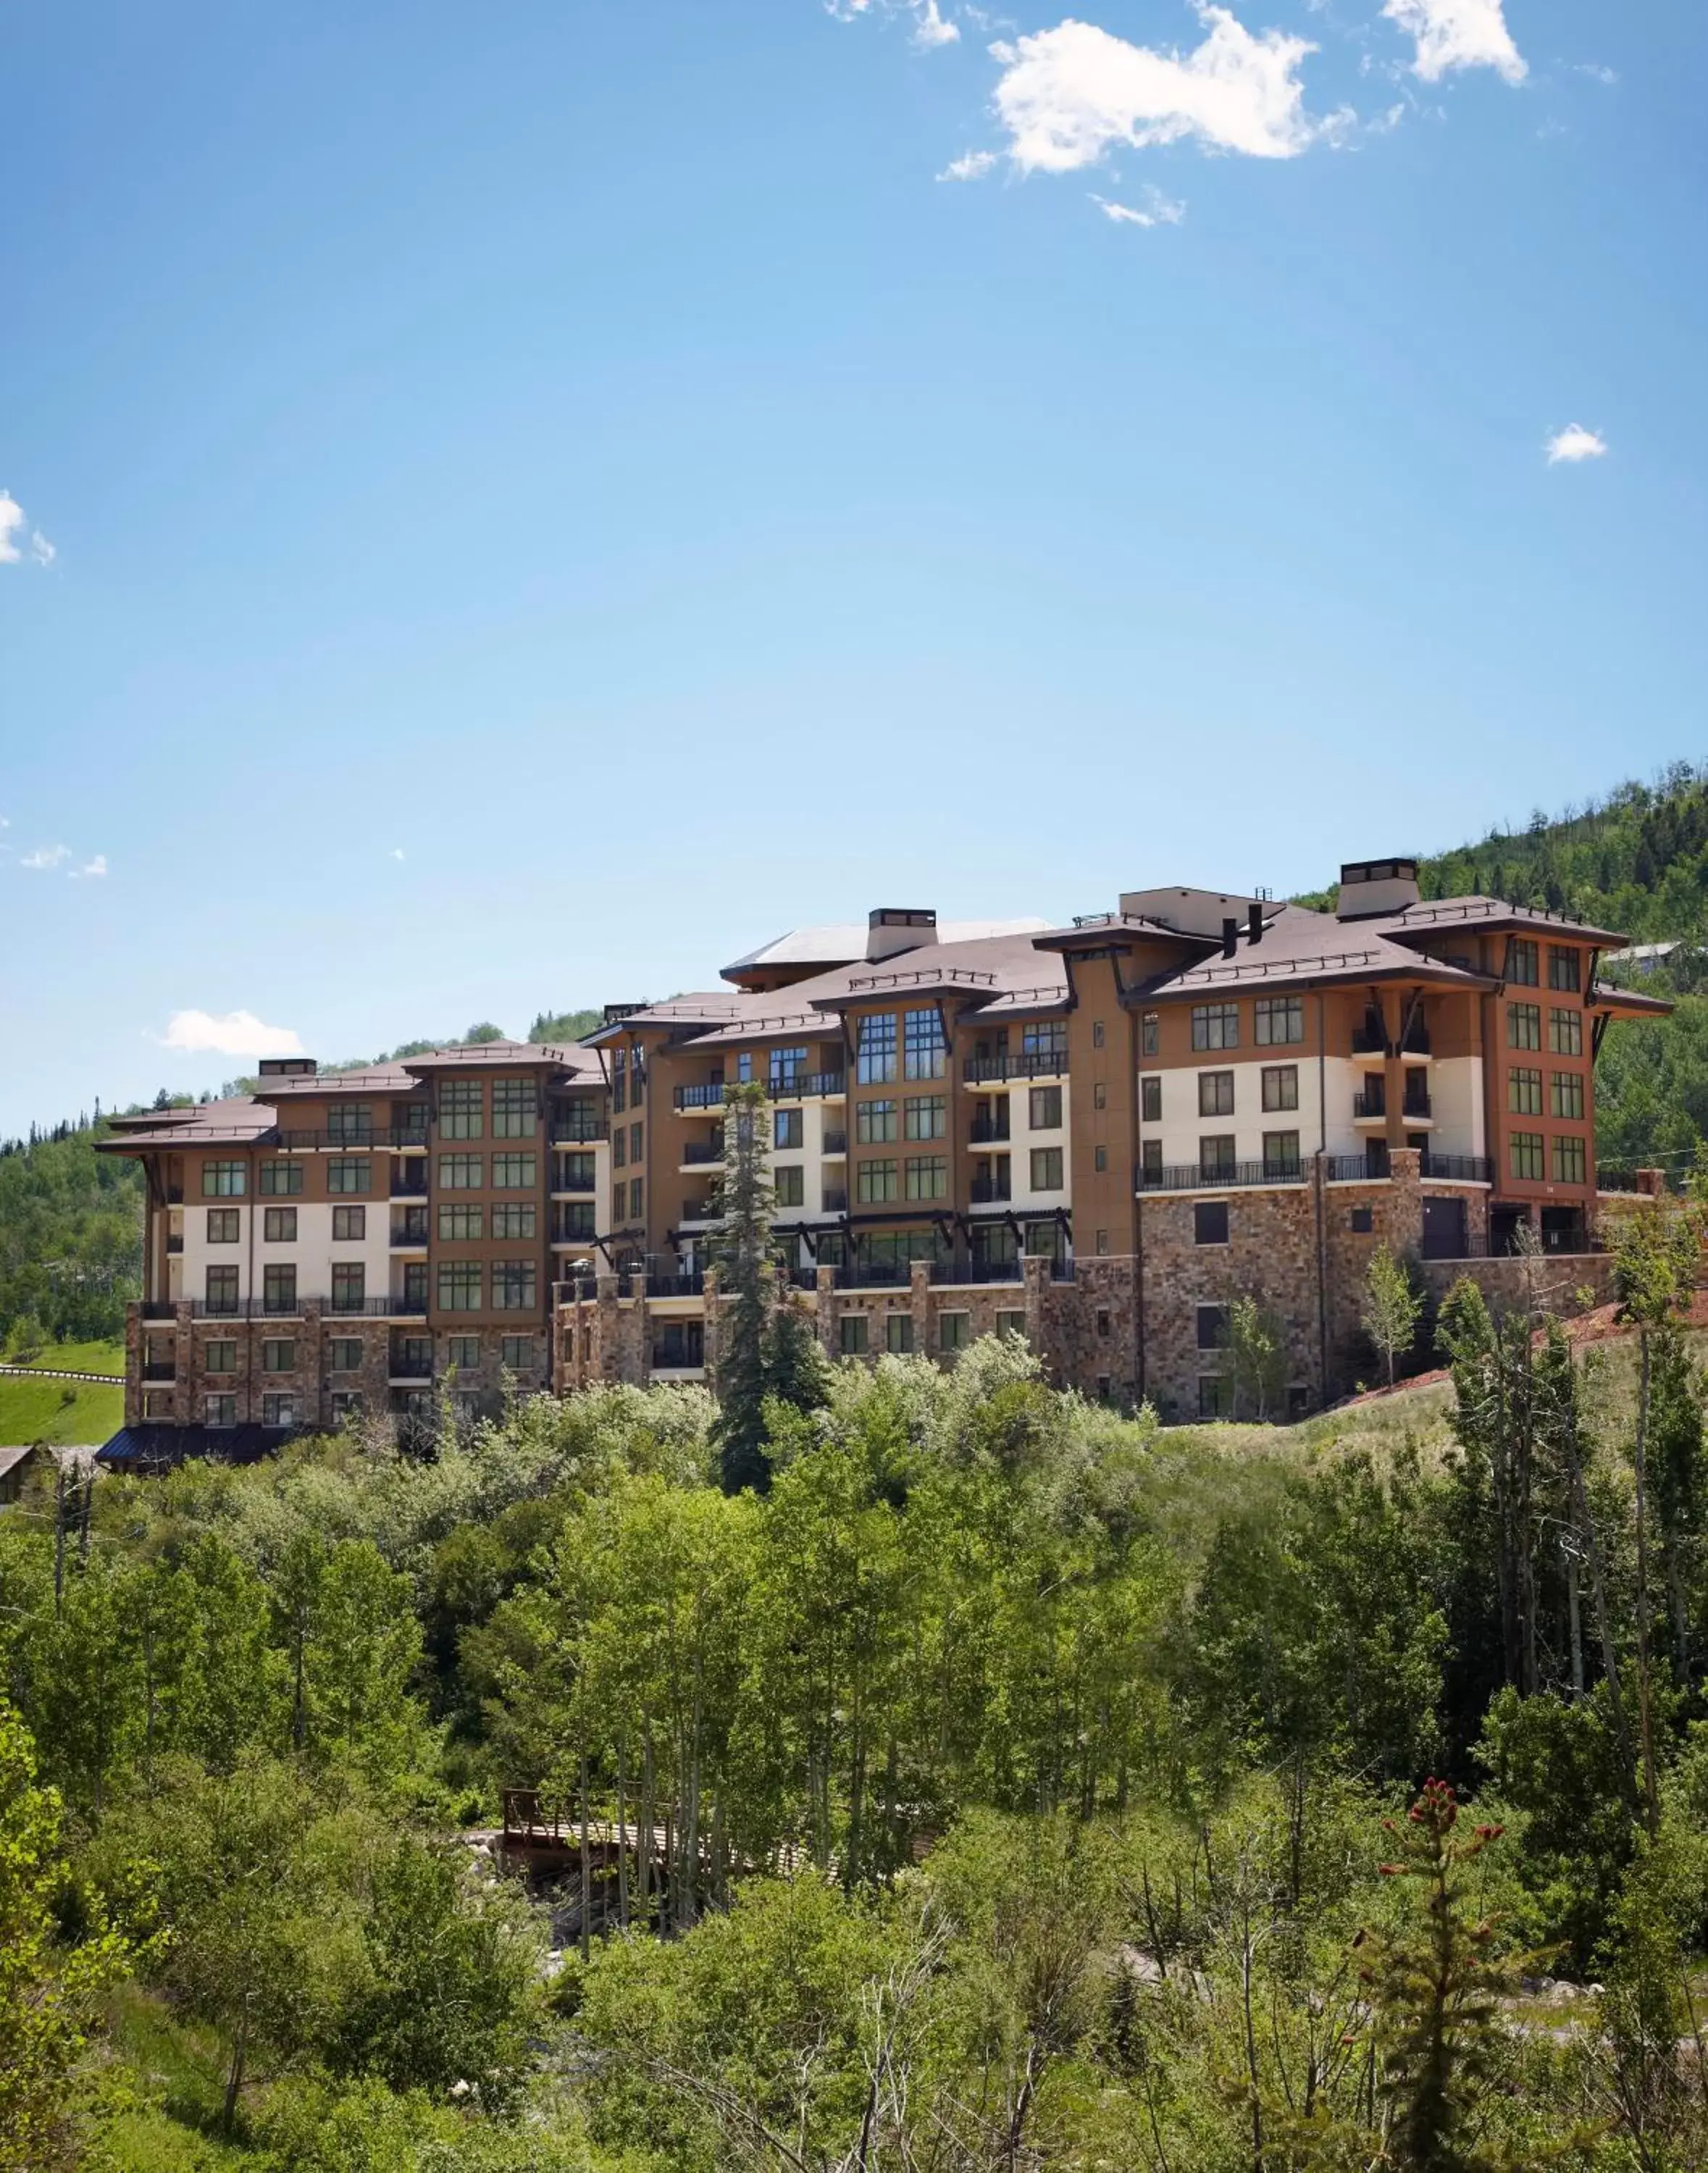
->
674;1083;727;1111
165;1185;183;1205
932;1259;1023;1285
837;1262;913;1289
143;1361;177;1382
1352;1090;1386;1121
680;1201;721;1224
1351;1026;1431;1058
682;1140;722;1165
166;1234;184;1254
969;1115;1011;1144
646;1274;703;1299
769;1071;847;1101
1402;1092;1433;1122
821;1187;848;1214
962;1051;1068;1084
1326;1153;1391;1182
391;1210;430;1247
821;1130;847;1156
551;1210;599;1244
1138;1160;1305;1193
141;1299;177;1319
970;1175;1013;1205
1418;1152;1492;1184
390;1171;428;1198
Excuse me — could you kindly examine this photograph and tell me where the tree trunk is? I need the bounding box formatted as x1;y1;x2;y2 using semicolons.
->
1562;1362;1637;1802
1633;1328;1662;1834
616;1732;629;1930
223;1999;251;2131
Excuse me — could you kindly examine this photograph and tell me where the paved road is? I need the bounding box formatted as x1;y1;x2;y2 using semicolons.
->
0;1365;125;1385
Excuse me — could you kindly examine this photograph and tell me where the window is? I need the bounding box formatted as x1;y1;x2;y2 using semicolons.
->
263;1264;298;1314
840;1314;869;1355
327;1157;371;1195
857;1100;897;1145
260;1160;302;1197
261;1339;296;1373
1094;1081;1107;1110
1142;1013;1160;1058
440;1079;483;1139
995;1309;1027;1339
1141;1076;1162;1124
493;1153;537;1189
1092;1019;1105;1049
1552;1071;1585;1121
1094;1146;1108;1173
330;1391;364;1423
1262;1065;1299;1113
1507;938;1539;985
903;1008;946;1081
557;1152;596;1190
203;1339;237;1374
492;1079;537;1138
905;1094;947;1141
1507;1002;1541;1051
1200;1136;1236;1177
329;1338;362;1372
1022;1021;1068;1063
1549;946;1581;993
1255;996;1304;1046
774;1107;803;1150
492;1202;537;1239
1141;1139;1163;1182
264;1207;297;1242
627;1176;645;1220
438;1262;482;1311
1509;1066;1543;1115
939;1311;968;1352
393;1102;430;1142
629;1121;643;1161
1029;1085;1062;1131
611;1129;625;1169
402;1263;430;1308
1349;1206;1373;1234
905;1155;947;1200
439;1204;484;1241
1198;1071;1235;1118
206;1207;240;1244
1197;1304;1230;1350
1549;1008;1583;1058
327;1104;372;1146
776;1165;805;1207
204;1265;240;1315
332;1264;366;1312
1263;1131;1301;1178
1192;1003;1239;1051
332;1205;366;1242
611;1049;627;1115
857;1159;898;1204
883;1312;913;1354
493;1261;537;1311
1095;1228;1109;1254
1096;1308;1111;1339
770;1046;809;1088
1198;1375;1234;1419
1552;1135;1587;1185
1510;1132;1544;1182
206;1394;238;1428
857;1013;897;1086
202;1160;246;1197
501;1334;535;1370
1030;1147;1064;1191
1194;1201;1229;1245
445;1335;480;1369
261;1393;296;1429
143;1392;173;1420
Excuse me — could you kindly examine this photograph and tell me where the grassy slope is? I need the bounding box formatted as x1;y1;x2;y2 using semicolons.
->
7;1336;126;1374
0;1371;123;1446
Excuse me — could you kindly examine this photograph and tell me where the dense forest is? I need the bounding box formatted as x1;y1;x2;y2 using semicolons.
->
6;1199;1708;2169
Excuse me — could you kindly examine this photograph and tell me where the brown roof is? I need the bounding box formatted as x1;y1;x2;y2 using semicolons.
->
1370;896;1628;948
99;1098;280;1152
1131;905;1495;1000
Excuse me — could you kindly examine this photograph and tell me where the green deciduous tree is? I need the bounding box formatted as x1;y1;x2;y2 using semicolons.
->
1362;1244;1424;1391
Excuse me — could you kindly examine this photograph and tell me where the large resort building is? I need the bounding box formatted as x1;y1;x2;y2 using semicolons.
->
100;859;1670;1458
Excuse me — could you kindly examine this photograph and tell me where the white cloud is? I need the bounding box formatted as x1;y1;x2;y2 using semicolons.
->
0;490;53;567
833;0;961;46
156;1010;307;1059
1089;185;1187;226
914;0;959;44
1546;424;1609;465
939;148;999;179
30;531;54;567
21;844;71;870
390;847;406;862
69;855;108;879
1382;0;1525;86
989;7;1331;174
1573;62;1617;86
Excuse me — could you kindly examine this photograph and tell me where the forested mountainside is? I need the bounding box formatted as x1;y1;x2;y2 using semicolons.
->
0;1119;143;1349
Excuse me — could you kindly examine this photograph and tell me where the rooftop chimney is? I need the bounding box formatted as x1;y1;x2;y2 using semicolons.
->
1336;858;1420;920
258;1058;317;1078
866;908;939;964
1221;917;1239;959
1247;901;1264;946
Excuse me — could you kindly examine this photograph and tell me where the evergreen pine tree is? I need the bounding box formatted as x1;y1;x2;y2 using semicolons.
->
711;1082;778;1494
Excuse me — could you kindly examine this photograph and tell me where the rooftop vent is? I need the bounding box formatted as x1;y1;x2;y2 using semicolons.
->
866;908;939;964
257;1058;317;1077
602;1002;647;1026
1336;858;1420;920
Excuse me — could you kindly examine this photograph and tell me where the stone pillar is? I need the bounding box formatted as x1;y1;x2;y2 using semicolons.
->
816;1264;838;1357
175;1301;194;1425
1388;1148;1426;1256
595;1275;621;1382
1637;1169;1667;1197
124;1302;142;1428
909;1260;932;1356
1022;1255;1051;1374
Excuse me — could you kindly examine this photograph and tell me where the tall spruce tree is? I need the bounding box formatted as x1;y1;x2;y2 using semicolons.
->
711;1082;781;1494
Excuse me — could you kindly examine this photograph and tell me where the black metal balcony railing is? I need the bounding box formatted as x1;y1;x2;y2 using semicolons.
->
1051;1258;1076;1282
188;1294;427;1321
821;1187;848;1214
551;1213;599;1244
970;1176;1013;1205
390;1172;428;1197
962;1051;1068;1084
932;1259;1023;1285
647;1274;703;1299
674;1082;726;1110
1596;1168;1642;1194
821;1130;848;1156
1326;1154;1391;1182
1403;1093;1433;1121
1137;1160;1305;1193
837;1262;913;1289
165;1185;183;1205
141;1299;177;1319
1418;1152;1492;1184
769;1072;847;1101
682;1141;721;1165
682;1201;721;1223
388;1364;433;1384
143;1361;177;1382
549;1121;608;1145
1352;1091;1386;1120
165;1234;184;1254
391;1213;430;1245
790;1265;819;1290
969;1116;1012;1144
1351;1027;1431;1058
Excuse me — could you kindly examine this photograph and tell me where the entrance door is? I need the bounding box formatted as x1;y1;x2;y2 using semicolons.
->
1420;1195;1467;1261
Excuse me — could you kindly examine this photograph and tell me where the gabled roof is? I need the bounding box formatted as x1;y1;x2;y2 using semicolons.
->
720;916;1048;983
1129;904;1496;1001
1370;896;1628;948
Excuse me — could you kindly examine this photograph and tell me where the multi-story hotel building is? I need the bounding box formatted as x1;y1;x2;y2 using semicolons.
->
101;860;1669;1455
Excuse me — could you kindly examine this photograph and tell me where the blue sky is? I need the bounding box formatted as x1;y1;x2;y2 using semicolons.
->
1;0;1703;1134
